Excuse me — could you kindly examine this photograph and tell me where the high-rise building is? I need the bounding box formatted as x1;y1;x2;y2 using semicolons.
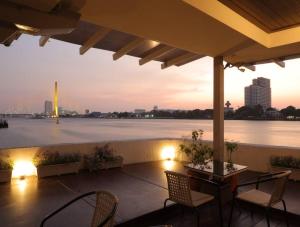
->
44;101;53;116
245;77;271;110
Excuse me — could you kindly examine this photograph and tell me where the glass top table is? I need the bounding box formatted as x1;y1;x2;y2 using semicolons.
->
184;160;248;181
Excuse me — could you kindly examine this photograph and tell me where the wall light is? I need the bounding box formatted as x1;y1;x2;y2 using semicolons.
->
12;161;37;178
161;146;176;160
15;24;39;33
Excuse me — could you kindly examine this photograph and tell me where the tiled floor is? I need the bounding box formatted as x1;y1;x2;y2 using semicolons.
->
0;161;299;227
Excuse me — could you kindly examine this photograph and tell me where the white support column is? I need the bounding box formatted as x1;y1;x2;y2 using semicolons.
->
213;56;224;164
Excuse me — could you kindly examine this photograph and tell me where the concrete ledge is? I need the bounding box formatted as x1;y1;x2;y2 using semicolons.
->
1;139;300;173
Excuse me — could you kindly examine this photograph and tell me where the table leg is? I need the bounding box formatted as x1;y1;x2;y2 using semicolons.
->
231;175;238;192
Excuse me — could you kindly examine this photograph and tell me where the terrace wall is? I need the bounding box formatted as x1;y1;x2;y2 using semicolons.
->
1;139;300;174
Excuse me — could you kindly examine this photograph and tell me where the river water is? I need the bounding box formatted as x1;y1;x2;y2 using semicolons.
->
0;118;300;149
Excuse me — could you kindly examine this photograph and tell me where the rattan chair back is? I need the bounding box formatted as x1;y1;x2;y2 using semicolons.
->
91;191;118;227
269;170;291;206
165;171;193;207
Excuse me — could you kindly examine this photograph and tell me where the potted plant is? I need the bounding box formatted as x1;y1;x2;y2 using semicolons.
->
85;144;123;172
270;156;300;181
0;156;13;183
179;129;213;169
33;151;81;178
225;141;238;170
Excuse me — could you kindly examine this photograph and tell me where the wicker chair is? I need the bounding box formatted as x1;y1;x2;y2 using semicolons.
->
40;190;118;227
164;171;217;227
228;170;291;227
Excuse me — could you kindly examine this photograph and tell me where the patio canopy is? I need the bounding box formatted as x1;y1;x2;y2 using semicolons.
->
1;0;300;166
2;0;300;68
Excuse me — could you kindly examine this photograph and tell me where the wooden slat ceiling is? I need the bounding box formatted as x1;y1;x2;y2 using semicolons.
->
219;0;300;33
53;21;202;67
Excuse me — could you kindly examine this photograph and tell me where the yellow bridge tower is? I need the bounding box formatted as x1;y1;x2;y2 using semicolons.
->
54;81;59;124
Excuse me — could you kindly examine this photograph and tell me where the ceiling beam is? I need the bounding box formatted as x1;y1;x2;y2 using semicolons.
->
0;1;80;36
244;64;256;71
139;45;175;65
273;59;285;68
176;55;205;67
221;39;255;56
161;52;196;69
80;28;111;55
113;37;145;60
39;36;50;47
0;27;20;46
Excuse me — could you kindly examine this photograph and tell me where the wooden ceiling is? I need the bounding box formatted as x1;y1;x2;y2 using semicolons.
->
53;21;203;69
219;0;300;33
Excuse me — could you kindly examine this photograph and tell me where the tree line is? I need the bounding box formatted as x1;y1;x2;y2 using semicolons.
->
115;105;300;120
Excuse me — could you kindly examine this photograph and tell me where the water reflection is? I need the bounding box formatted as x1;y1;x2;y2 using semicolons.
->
1;118;300;148
162;160;175;171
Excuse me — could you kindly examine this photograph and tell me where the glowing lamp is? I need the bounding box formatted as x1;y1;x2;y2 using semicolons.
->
15;24;39;33
12;161;37;178
161;146;176;160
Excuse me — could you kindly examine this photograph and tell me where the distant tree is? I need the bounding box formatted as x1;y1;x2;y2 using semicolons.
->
253;105;264;117
224;110;234;119
266;107;276;111
203;109;213;119
118;112;130;118
280;106;296;117
235;106;253;119
234;105;263;119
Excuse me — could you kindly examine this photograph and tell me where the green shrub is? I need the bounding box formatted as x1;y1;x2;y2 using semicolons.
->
179;130;213;166
0;158;13;170
33;151;80;167
84;144;123;172
270;156;300;169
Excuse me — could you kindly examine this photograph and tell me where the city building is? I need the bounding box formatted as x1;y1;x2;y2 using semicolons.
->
245;77;271;110
44;101;53;116
134;109;146;114
224;101;234;113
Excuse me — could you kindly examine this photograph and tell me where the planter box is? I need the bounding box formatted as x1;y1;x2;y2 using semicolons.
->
37;162;80;178
98;158;123;170
271;166;300;181
0;169;12;183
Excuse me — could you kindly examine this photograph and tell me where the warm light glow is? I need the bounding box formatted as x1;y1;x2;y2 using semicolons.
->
163;160;175;170
12;161;37;178
161;146;176;160
149;40;160;48
15;24;39;33
16;179;28;193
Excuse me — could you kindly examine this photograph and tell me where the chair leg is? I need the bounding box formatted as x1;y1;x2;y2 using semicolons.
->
164;198;170;208
250;207;254;219
265;208;270;227
194;208;200;227
282;200;289;227
180;205;185;218
228;198;235;227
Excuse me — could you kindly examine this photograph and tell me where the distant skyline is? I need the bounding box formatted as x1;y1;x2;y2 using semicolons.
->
0;35;300;114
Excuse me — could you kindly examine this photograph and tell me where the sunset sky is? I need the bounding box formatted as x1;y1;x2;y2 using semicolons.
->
0;35;299;114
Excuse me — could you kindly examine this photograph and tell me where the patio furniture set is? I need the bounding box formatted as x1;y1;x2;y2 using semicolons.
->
39;161;291;227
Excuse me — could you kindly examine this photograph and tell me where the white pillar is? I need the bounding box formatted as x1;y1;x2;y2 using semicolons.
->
213;56;224;163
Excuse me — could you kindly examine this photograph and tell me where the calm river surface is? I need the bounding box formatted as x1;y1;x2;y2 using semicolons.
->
0;118;300;149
